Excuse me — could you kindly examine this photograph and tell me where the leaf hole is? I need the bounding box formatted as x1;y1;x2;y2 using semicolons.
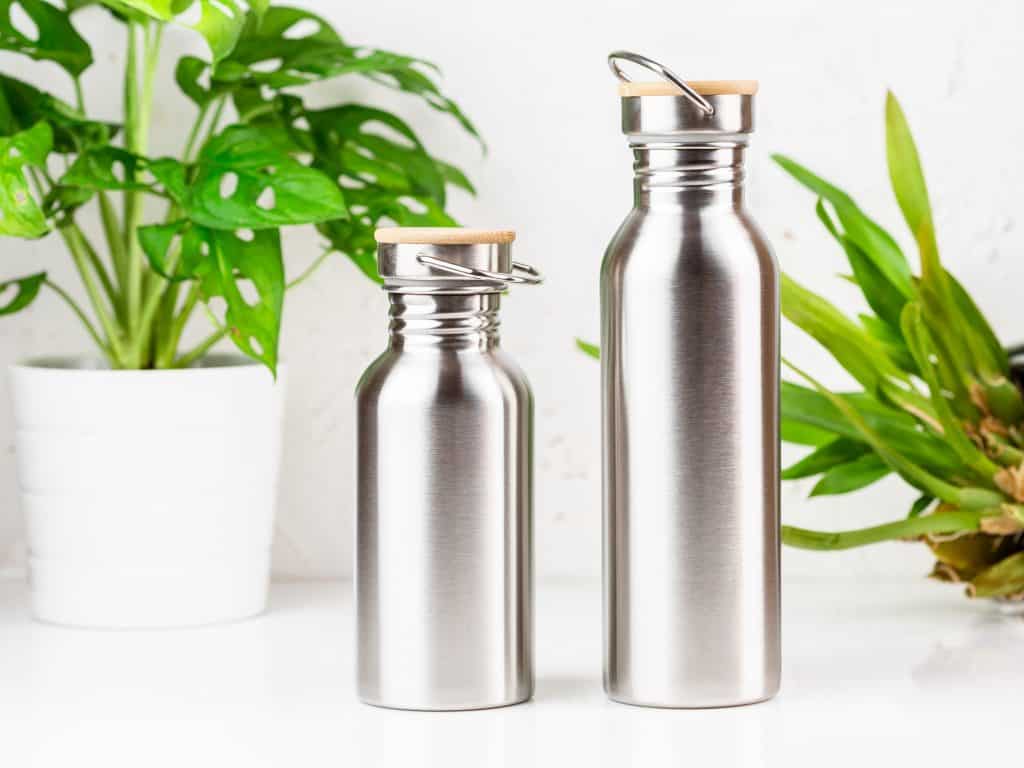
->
111;161;126;183
295;152;314;166
360;120;416;149
372;73;401;89
14;190;27;205
256;186;276;211
262;165;277;175
236;228;255;242
208;0;236;18
250;57;284;74
199;240;210;257
178;2;202;25
9;3;38;42
349;204;368;215
283;18;321;39
292;116;311;132
236;278;261;307
358;172;378;184
339;175;364;189
249;337;264;356
354;146;375;160
220;172;239;199
0;282;19;306
207;296;228;324
8;146;19;160
399;196;427;214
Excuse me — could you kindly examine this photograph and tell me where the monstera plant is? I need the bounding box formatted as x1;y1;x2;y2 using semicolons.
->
0;0;477;373
1;0;480;629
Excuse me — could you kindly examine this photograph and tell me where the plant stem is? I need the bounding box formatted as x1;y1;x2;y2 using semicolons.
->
182;101;211;163
782;508;985;551
133;238;182;362
174;325;229;368
73;77;85;113
67;221;119;314
122;20;164;361
99;191;129;299
59;224;126;366
44;279;107;356
157;281;201;367
287;248;333;290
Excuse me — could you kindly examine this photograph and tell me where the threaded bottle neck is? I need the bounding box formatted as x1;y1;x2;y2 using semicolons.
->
387;292;501;350
631;139;747;207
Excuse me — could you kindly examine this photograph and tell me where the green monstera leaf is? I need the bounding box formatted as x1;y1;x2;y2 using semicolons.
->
0;75;113;152
183;124;346;229
0;0;93;76
138;218;283;372
0;121;52;237
0;270;45;313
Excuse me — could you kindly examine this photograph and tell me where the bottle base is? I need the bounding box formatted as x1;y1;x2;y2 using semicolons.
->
606;687;779;710
358;693;533;712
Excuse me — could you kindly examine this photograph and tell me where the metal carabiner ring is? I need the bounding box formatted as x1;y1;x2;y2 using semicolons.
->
417;254;544;286
607;50;715;117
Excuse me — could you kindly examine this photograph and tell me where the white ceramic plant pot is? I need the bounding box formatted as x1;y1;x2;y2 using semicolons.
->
9;355;285;629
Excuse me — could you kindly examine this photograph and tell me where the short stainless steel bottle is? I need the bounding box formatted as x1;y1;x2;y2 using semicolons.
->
356;227;540;711
602;53;780;708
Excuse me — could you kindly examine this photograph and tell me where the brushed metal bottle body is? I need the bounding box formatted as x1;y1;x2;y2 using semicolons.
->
356;239;534;711
602;91;781;707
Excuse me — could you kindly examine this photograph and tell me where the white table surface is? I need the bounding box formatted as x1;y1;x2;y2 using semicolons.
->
0;575;1020;767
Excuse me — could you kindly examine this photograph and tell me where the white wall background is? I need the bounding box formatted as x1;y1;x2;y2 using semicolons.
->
0;0;1021;584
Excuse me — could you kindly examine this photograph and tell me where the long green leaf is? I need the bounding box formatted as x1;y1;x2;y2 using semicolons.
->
859;314;916;374
810;454;891;496
815;199;908;329
900;301;1001;481
781;380;960;475
945;269;1008;375
783;359;1004;510
781;418;835;447
885;92;940;283
773;153;912;297
781;272;908;397
782;437;870;480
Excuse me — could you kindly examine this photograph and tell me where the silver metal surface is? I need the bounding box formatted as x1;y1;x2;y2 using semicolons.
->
417;254;544;286
608;50;716;115
601;73;780;708
356;239;535;711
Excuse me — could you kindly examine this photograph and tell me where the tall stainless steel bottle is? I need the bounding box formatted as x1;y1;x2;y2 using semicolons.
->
602;53;780;708
356;227;541;711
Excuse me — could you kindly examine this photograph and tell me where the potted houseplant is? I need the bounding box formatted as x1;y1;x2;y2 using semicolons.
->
2;0;477;627
579;93;1024;603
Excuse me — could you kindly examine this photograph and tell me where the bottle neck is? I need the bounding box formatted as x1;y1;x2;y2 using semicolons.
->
387;292;501;351
630;140;747;208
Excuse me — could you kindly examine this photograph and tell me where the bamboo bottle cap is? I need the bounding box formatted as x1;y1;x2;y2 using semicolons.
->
375;227;516;245
617;80;759;98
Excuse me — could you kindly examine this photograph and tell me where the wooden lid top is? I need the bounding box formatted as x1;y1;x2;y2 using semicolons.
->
618;80;759;97
375;227;516;245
